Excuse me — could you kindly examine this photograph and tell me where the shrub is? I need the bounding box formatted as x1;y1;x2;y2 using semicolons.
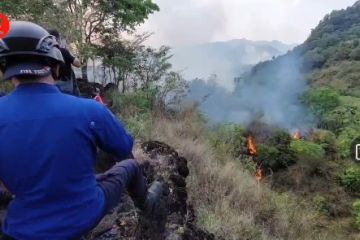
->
240;156;257;173
311;129;338;158
290;140;325;174
313;195;329;215
122;113;153;139
321;106;353;133
291;140;325;159
303;88;340;118
269;130;293;147
350;46;360;60
207;124;246;160
353;199;360;230
257;144;281;170
339;167;360;195
307;62;360;94
337;127;360;158
320;96;360;134
105;88;159;139
302;49;326;69
258;131;296;172
109;87;158;117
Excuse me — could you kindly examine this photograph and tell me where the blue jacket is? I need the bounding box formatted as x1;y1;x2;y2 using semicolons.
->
0;83;133;239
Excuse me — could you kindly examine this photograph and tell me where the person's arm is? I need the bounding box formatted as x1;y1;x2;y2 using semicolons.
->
72;57;81;68
93;105;134;160
62;48;81;68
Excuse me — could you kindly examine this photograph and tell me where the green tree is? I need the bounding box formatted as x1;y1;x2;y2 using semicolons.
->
132;46;173;90
0;0;159;80
257;131;297;172
290;140;325;174
353;199;360;230
340;167;360;194
99;34;146;92
0;0;56;21
302;49;326;69
303;88;340;118
157;71;188;109
63;0;159;79
350;46;360;60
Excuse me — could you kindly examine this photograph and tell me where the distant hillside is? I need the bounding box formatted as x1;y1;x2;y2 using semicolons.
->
234;0;360;154
185;1;360;133
241;0;360;91
170;39;295;89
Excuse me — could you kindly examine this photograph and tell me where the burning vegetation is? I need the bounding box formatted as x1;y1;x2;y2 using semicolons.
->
247;135;257;156
292;129;301;140
255;167;263;183
244;126;306;183
246;135;264;183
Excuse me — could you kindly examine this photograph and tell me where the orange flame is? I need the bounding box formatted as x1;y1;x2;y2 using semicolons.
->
94;94;107;106
255;168;264;183
293;130;301;140
247;136;257;156
247;135;264;183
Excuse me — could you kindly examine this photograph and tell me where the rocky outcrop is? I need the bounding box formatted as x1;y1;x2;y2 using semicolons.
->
90;141;214;240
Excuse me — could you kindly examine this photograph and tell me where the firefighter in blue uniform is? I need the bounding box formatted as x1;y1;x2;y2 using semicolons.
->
0;21;162;240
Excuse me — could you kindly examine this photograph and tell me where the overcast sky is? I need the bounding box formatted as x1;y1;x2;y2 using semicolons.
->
137;0;358;47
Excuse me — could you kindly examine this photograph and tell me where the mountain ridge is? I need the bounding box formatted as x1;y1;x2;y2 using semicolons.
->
170;38;295;89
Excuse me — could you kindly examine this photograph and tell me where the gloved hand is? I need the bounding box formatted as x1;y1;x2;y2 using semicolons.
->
0;190;13;205
138;181;163;217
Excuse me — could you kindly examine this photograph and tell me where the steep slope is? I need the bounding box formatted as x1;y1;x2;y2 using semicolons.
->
232;0;360;131
240;0;360;91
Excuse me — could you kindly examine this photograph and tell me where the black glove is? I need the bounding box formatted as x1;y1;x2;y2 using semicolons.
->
0;191;13;205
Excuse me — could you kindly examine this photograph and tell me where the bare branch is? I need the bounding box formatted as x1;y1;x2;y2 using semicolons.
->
67;0;74;13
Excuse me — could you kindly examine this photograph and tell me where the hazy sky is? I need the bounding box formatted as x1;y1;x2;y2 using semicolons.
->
137;0;358;46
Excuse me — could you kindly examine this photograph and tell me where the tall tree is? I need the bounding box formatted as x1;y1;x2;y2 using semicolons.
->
99;33;150;92
132;46;173;90
0;0;159;80
57;0;159;80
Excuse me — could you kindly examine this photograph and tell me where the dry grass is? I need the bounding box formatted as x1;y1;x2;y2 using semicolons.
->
132;108;353;240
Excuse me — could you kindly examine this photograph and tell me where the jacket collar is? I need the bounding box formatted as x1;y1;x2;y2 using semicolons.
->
13;83;60;95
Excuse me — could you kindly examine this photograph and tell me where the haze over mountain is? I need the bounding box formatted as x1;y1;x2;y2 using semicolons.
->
170;38;295;89
186;0;360;131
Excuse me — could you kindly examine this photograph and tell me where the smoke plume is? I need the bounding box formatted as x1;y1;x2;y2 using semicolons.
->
187;52;312;130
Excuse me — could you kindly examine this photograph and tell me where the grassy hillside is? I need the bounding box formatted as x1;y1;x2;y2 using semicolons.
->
1;2;360;239
240;0;360;156
241;0;360;89
106;2;360;239
225;1;360;239
102;86;356;239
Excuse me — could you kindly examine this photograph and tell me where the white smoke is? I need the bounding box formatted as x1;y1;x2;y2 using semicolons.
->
187;53;313;130
233;55;311;129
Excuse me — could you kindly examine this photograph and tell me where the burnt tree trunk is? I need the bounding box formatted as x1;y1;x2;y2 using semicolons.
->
81;64;88;81
122;74;127;94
